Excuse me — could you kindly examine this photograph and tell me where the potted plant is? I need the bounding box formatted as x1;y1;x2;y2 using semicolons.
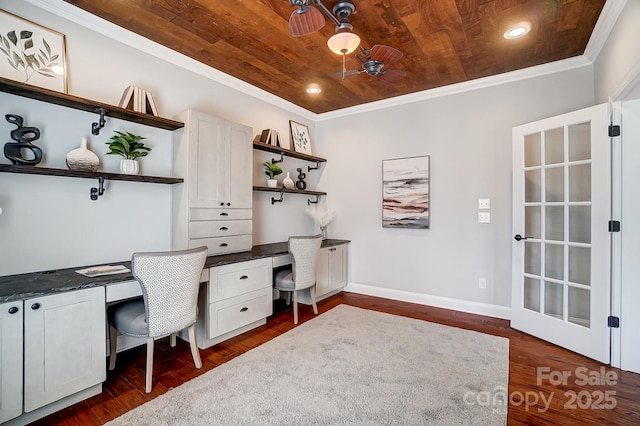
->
264;161;282;188
105;131;151;175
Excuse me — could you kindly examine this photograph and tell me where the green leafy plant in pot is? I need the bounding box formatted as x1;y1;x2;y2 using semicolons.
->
264;161;282;188
105;131;151;175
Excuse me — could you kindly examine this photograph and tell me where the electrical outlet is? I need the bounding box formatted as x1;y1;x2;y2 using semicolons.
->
478;198;490;209
479;278;487;289
478;212;490;223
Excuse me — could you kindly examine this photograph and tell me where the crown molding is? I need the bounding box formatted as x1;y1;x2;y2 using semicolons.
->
583;0;628;62
23;0;318;121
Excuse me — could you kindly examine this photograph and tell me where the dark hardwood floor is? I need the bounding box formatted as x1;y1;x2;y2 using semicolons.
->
32;292;640;425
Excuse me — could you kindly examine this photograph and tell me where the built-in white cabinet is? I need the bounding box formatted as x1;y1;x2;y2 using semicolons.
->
0;302;23;424
189;258;273;349
23;287;106;412
173;110;253;255
299;243;349;305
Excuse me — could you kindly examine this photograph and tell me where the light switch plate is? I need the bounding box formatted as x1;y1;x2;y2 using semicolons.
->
478;212;491;223
478;198;490;209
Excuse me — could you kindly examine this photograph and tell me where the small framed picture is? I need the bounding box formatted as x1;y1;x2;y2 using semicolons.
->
289;120;312;155
0;9;68;93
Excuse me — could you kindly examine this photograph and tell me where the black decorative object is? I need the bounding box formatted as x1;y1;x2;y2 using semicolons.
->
3;114;43;165
295;167;307;190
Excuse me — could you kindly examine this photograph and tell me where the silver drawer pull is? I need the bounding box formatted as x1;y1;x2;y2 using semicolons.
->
220;243;228;247
220;226;228;231
240;307;248;312
239;275;248;280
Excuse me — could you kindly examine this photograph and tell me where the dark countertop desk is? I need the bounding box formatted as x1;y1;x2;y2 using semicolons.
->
0;239;350;303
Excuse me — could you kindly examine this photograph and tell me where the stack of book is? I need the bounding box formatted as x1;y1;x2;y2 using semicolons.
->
118;85;159;116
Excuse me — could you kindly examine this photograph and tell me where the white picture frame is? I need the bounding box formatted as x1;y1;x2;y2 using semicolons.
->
289;120;312;155
0;9;68;93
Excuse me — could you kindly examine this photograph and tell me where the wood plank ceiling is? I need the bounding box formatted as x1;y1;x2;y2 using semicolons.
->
63;0;605;114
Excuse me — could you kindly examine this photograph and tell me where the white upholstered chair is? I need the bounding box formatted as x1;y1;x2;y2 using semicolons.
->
274;235;322;324
108;246;207;393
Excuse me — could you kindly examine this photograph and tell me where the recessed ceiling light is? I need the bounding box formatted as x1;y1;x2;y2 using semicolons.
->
504;23;531;40
306;85;322;94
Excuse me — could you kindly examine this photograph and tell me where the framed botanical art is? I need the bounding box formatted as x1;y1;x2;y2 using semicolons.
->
289;120;312;155
0;9;68;93
382;155;430;229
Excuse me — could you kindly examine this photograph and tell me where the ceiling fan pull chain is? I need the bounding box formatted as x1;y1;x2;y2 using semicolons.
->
342;53;346;82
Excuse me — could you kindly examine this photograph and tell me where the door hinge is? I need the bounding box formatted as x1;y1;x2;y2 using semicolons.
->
608;220;621;232
608;124;621;137
608;316;620;328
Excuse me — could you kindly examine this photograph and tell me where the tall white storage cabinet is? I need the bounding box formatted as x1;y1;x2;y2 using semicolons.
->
172;110;253;255
0;302;23;424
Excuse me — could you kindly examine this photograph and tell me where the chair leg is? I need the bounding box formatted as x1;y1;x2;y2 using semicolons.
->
293;290;299;325
145;338;154;393
285;291;291;305
309;285;319;315
108;325;118;371
188;324;202;369
170;332;177;347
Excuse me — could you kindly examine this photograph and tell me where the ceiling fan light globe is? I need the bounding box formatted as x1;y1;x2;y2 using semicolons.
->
327;31;360;55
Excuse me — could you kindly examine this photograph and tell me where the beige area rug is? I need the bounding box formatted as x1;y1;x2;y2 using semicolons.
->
107;305;508;425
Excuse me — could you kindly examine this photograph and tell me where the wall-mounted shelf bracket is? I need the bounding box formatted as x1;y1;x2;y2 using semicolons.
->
308;161;321;172
307;194;320;205
90;176;105;200
91;107;107;135
271;191;284;205
271;152;284;164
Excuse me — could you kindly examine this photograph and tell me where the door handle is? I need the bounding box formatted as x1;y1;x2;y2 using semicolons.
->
514;234;530;241
220;227;228;231
239;275;248;280
31;303;41;310
8;306;18;314
240;307;248;312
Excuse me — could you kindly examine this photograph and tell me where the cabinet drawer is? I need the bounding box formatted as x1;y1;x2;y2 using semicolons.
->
209;258;272;302
207;287;272;338
189;234;252;255
189;220;252;239
105;280;141;303
190;208;252;221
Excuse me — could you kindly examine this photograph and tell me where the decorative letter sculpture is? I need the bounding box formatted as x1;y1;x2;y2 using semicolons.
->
4;114;43;165
295;167;307;190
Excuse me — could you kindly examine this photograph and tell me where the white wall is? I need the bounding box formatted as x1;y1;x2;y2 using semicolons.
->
0;0;317;275
318;67;595;308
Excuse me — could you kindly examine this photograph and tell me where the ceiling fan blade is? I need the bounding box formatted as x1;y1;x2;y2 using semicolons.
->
377;69;405;85
331;70;361;78
370;45;403;65
289;6;325;37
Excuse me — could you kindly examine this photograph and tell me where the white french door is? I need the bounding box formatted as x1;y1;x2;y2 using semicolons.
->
511;103;611;364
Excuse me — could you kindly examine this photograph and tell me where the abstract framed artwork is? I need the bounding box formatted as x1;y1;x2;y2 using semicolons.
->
0;9;68;93
382;155;430;229
289;120;312;155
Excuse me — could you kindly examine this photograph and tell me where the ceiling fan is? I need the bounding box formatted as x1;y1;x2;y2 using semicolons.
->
332;45;406;85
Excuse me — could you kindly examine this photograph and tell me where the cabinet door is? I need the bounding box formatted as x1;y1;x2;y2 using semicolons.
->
315;248;331;297
329;244;348;290
187;111;226;208
0;302;23;423
226;121;252;208
24;287;106;412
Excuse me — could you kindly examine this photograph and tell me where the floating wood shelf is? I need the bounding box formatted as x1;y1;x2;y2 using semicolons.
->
0;164;183;184
253;185;326;205
0;77;184;131
253;142;327;164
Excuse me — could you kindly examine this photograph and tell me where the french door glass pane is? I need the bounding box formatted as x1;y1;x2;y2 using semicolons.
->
569;164;591;202
568;122;591;161
545;127;564;165
568;286;590;328
525;206;541;238
545;206;564;241
525;242;541;275
546;167;564;202
525;170;542;202
524;277;541;312
545;244;564;280
525;133;542;167
544;281;564;319
569;246;591;286
569;206;591;244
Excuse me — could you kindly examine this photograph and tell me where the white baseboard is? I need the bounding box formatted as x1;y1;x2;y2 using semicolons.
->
343;282;511;320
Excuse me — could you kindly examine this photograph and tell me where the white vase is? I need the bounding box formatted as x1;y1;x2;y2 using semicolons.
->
66;137;100;172
282;172;294;189
267;179;277;188
120;159;139;175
